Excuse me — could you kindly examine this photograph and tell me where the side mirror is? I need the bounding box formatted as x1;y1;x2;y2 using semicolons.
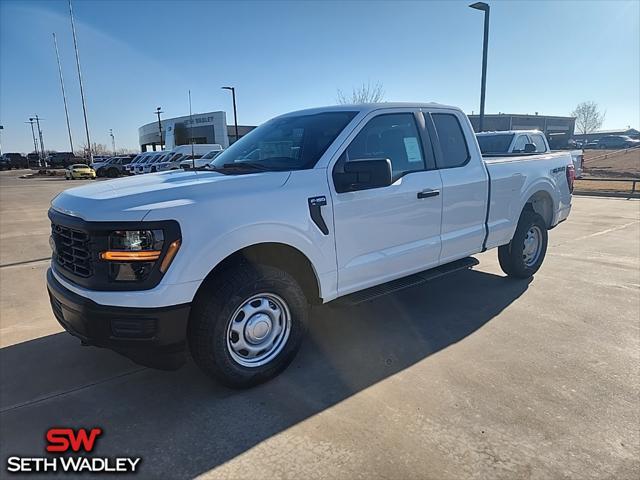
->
524;143;536;153
334;158;393;193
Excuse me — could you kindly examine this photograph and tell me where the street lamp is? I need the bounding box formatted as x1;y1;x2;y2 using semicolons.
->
155;107;164;151
221;86;239;145
469;2;490;132
109;129;116;155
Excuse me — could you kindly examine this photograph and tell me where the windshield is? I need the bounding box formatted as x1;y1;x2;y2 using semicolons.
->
210;111;357;172
476;134;515;154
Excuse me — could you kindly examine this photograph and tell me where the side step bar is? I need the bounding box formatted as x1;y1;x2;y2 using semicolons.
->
337;257;479;306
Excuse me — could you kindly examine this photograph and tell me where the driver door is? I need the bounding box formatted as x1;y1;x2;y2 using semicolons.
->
330;110;443;296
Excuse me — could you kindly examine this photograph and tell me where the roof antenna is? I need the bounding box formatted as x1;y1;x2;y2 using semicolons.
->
189;90;196;171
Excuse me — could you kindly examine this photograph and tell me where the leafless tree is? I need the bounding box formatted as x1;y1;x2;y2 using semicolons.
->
75;142;109;158
337;81;385;104
572;101;606;135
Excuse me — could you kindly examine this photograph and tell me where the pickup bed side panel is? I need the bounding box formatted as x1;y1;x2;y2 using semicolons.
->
484;153;571;249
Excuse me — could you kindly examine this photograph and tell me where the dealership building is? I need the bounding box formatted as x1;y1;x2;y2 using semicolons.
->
138;111;255;151
468;113;576;148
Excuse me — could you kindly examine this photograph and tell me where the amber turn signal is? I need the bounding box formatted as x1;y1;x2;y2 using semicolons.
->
100;250;162;261
160;240;181;273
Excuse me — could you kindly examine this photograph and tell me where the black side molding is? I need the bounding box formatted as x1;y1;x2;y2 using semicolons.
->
308;196;329;235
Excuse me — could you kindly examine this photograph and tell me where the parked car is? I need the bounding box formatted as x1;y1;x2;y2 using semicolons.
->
584;140;600;149
180;146;224;170
134;152;163;174
124;153;148;175
123;152;144;175
597;135;640;150
142;152;171;174
476;130;584;178
96;156;133;178
46;152;85;168
26;153;41;167
91;156;114;173
155;144;223;172
0;153;28;169
64;163;96;180
47;102;574;388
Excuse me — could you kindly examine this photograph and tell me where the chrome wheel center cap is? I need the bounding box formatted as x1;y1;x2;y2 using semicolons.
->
245;314;272;344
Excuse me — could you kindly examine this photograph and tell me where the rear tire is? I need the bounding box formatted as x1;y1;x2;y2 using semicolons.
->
498;211;548;279
188;263;308;388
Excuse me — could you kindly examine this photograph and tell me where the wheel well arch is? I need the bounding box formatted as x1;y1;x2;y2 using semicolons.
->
523;190;553;228
194;242;322;305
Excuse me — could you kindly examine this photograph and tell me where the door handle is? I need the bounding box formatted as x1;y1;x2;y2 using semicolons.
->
417;189;440;199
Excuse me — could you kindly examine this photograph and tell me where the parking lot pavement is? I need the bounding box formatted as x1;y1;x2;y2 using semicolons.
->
0;169;638;479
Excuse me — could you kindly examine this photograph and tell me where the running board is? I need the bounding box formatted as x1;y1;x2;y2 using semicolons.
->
337;257;479;306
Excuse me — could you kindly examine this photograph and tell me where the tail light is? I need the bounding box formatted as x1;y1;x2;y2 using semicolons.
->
566;164;575;193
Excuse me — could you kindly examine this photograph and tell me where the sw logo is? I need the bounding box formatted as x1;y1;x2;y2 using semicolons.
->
5;427;141;474
46;427;102;452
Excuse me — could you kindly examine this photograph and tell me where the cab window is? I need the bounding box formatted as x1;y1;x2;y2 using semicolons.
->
512;135;529;153
531;134;547;152
430;113;470;168
336;113;425;182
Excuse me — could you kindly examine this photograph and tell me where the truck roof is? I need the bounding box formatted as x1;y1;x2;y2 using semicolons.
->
279;102;462;118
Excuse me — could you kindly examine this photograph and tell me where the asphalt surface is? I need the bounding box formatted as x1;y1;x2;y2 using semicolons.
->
1;169;638;479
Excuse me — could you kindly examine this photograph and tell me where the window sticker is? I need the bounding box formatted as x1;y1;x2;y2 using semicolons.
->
404;136;422;163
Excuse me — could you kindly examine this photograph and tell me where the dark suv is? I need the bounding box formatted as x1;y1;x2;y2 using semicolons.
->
96;156;134;177
597;135;640;150
0;153;28;169
46;152;86;168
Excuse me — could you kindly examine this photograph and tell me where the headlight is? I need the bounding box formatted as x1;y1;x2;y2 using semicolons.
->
99;230;180;281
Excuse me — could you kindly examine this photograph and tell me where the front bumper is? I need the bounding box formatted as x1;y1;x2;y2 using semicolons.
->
47;268;190;370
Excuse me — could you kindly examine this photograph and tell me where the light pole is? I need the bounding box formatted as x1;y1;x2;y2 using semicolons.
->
53;32;74;153
155;107;164;151
109;129;116;155
469;2;490;132
26;119;40;164
221;86;239;144
34;115;45;157
69;0;93;163
0;125;3;155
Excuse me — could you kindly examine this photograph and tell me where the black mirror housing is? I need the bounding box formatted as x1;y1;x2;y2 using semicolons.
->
524;143;536;153
335;158;393;193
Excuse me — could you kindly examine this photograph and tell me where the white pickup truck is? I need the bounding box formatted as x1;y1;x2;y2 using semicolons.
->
46;103;574;388
476;129;584;178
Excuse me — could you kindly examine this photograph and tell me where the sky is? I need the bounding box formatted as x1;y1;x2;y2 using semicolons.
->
1;0;639;153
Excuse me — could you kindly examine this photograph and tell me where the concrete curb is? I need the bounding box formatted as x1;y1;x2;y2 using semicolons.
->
573;191;640;199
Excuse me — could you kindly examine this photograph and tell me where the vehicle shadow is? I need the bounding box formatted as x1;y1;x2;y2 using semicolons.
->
0;269;530;478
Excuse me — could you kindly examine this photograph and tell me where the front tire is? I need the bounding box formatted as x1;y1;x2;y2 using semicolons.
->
188;263;308;388
498;211;548;278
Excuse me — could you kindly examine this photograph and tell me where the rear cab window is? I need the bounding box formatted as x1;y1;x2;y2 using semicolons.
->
429;113;470;168
530;134;547;152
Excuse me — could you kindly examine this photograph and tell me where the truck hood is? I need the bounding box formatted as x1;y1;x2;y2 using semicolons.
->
51;170;291;221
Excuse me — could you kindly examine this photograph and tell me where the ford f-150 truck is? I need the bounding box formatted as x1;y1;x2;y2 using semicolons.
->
47;103;574;388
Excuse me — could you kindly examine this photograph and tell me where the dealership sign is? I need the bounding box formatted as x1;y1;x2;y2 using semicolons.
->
5;428;141;474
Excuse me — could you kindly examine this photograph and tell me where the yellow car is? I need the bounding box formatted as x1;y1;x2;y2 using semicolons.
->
65;164;96;180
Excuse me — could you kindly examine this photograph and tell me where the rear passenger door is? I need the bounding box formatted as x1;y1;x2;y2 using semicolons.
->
423;109;489;263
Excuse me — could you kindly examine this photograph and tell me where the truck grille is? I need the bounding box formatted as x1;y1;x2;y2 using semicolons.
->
52;223;93;278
